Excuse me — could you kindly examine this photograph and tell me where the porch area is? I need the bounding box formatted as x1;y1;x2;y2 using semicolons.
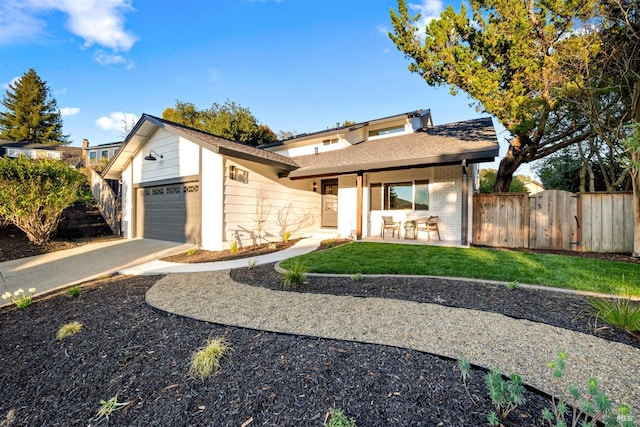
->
361;235;466;248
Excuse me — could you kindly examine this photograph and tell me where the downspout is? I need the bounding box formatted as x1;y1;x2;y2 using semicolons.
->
461;160;469;246
356;172;363;240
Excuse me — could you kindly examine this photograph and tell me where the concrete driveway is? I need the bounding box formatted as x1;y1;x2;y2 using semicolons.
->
0;238;191;301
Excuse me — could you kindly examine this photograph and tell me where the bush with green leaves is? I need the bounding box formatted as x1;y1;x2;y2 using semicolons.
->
485;365;525;425
589;298;640;335
0;156;85;244
283;259;307;287
324;407;357;427
542;351;636;427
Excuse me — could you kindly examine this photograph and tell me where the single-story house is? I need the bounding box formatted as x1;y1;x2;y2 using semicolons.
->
0;141;83;168
101;109;499;249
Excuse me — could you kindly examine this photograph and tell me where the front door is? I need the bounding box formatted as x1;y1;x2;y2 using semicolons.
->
321;179;338;228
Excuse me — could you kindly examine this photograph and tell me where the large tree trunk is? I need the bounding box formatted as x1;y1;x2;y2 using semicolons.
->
494;134;528;192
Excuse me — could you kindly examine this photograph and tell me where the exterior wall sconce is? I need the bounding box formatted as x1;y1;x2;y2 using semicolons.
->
229;165;237;180
144;150;163;161
312;181;317;192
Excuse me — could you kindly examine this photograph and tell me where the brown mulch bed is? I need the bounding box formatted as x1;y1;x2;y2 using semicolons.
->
162;239;304;263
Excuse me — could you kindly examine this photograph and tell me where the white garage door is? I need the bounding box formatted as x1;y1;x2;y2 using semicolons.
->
136;182;201;244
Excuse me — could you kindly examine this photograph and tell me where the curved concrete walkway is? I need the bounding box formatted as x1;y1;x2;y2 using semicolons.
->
146;269;640;416
120;237;325;275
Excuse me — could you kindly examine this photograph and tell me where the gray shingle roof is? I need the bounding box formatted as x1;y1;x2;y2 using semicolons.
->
286;117;499;179
145;115;299;170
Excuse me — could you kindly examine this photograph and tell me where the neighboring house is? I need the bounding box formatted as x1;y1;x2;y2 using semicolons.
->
82;139;122;167
0;141;83;167
523;179;545;195
101;109;499;249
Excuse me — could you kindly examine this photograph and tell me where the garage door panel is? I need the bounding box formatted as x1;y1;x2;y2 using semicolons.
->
136;182;200;244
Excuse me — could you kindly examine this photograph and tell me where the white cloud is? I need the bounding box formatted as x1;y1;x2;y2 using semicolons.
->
0;0;136;64
409;0;444;29
96;112;139;133
376;25;389;36
60;107;80;116
2;77;21;90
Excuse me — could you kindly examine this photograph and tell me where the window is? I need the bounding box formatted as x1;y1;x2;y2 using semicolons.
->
370;180;429;210
368;125;404;137
47;151;61;159
322;138;338;145
101;149;109;160
89;151;97;163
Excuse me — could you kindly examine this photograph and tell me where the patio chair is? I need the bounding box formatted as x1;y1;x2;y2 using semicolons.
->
381;216;401;238
418;215;441;241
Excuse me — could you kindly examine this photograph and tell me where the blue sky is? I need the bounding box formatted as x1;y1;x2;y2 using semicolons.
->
0;0;517;171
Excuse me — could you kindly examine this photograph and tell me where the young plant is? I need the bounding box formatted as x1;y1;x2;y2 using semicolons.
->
484;365;525;426
589;297;640;335
324;407;357;427
351;273;363;282
507;280;520;290
92;394;130;425
56;321;83;340
66;285;81;298
283;229;291;242
186;248;197;256
229;240;239;255
189;337;231;381
247;259;257;269
325;239;336;249
542;351;636;427
283;259;307;288
2;288;36;309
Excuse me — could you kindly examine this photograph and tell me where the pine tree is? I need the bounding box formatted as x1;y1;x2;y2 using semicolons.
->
0;68;69;145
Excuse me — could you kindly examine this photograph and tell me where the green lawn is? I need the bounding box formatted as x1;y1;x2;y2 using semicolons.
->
280;242;640;297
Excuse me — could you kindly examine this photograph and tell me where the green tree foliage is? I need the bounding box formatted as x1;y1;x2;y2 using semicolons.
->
0;156;85;244
162;99;277;146
389;0;598;191
479;169;527;193
0;68;69;145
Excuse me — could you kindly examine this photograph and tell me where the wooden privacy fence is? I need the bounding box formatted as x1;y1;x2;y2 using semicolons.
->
472;190;634;253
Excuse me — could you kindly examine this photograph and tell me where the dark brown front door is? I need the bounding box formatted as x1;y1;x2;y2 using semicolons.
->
321;179;338;228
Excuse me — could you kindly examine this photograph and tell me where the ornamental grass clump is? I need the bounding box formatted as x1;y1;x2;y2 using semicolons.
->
56;321;83;340
91;394;130;425
589;297;640;336
283;259;307;288
189;337;231;381
66;285;81;298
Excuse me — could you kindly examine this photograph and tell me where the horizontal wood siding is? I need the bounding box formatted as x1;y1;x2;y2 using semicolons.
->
224;160;320;246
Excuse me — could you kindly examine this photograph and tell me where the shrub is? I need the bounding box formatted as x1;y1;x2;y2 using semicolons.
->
0;156;85;245
56;321;83;339
484;366;525;426
66;285;81;298
189;337;231;381
283;259;307;287
542;351;636;427
283;229;291;242
589;297;640;334
325;407;357;427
